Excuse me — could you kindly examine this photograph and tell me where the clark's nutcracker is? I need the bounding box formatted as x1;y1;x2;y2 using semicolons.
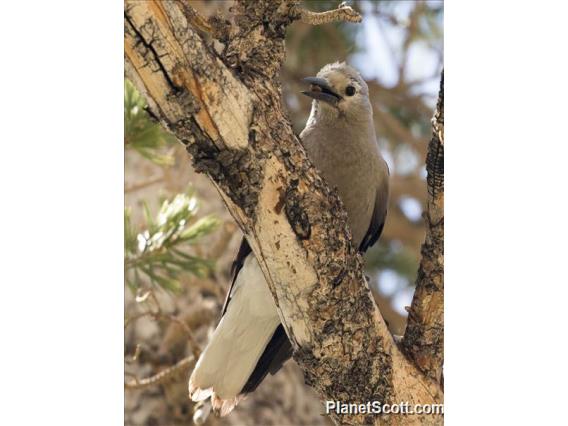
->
188;62;390;416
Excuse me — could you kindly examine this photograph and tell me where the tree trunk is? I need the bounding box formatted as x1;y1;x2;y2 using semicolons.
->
124;1;444;424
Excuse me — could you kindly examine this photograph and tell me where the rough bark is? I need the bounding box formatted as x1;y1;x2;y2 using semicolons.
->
402;72;444;384
124;1;443;424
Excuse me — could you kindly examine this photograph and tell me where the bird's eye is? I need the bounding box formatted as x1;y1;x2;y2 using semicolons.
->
345;85;356;96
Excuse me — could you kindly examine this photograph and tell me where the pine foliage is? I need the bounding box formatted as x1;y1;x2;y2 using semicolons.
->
124;80;176;166
124;80;219;293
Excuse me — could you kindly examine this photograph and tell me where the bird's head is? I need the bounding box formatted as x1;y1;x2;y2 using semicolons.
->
301;62;372;122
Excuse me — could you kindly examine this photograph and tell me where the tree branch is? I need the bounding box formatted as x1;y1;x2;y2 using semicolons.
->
125;355;195;390
291;2;362;25
402;71;444;383
178;2;212;34
177;1;231;41
124;1;443;424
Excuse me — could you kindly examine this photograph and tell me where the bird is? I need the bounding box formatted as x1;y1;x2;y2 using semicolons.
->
188;62;390;416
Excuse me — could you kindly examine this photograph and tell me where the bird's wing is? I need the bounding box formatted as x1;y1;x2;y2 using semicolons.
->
359;164;390;253
240;324;292;394
221;236;252;316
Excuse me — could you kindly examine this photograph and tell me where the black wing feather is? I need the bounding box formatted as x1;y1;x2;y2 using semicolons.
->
220;237;293;395
220;237;252;317
359;193;387;253
224;186;387;396
240;325;292;394
360;164;389;253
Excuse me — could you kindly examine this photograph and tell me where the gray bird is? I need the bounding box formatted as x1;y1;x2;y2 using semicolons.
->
188;62;390;416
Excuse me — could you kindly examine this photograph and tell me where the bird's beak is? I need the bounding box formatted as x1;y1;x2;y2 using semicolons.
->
301;77;342;105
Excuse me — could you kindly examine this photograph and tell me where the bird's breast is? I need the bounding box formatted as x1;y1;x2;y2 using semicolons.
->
301;125;380;246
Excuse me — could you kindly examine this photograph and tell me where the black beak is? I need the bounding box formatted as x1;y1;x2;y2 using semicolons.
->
301;77;342;105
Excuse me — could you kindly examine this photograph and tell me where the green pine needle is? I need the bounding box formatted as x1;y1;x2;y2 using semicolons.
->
124;79;176;166
125;191;220;293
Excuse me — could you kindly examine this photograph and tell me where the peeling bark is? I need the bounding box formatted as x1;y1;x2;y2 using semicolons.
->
124;1;443;424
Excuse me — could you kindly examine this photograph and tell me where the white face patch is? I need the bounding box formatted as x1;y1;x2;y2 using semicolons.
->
311;63;372;121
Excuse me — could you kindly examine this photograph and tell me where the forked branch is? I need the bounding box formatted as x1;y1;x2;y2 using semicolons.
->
124;1;443;424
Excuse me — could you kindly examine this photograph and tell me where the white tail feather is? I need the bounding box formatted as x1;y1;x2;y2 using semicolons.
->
188;383;212;402
188;257;280;416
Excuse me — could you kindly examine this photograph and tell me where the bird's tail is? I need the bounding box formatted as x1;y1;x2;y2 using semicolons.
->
188;257;281;416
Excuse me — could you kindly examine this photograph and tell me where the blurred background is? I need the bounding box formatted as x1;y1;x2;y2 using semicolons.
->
124;1;443;425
